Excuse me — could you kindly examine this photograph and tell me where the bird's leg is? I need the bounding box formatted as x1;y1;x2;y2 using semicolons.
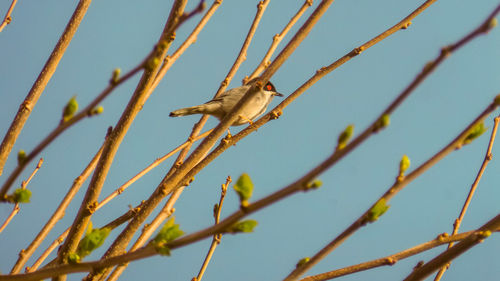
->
239;114;253;125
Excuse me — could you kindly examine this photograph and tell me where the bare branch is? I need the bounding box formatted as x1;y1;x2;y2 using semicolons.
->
0;0;92;176
0;0;17;32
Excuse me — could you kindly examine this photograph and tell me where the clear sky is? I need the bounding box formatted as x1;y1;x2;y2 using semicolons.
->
1;0;500;280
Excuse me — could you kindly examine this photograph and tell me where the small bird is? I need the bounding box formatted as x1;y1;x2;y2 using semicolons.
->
169;80;283;126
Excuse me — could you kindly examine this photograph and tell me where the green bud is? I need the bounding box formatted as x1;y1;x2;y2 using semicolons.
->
62;96;78;122
146;57;160;71
75;222;111;259
306;179;322;190
152;217;184;256
111;68;121;85
463;122;488;146
296;257;310;268
337;124;354;150
68;253;81;264
90;106;104;115
374;114;390;131
226;220;258;234
233;173;254;203
11;188;32;203
17;150;27;165
399;155;410;175
487;18;497;31
367;198;390;223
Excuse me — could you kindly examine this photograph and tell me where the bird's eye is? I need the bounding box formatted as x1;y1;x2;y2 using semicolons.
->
266;84;272;91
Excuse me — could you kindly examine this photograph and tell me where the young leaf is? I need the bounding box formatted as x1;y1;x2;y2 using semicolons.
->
226;220;258;234
367;198;390;222
463;122;488;145
233;173;254;205
399;155;411;176
62;96;79;122
152;217;184;256
337;124;354;150
11;188;32;203
75;224;111;259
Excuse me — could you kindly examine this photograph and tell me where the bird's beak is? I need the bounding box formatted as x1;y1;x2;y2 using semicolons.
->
273;92;284;97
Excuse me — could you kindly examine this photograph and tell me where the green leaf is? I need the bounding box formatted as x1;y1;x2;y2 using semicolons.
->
367;198;390;222
12;188;31;203
68;253;81;264
17;150;27;165
226;220;258;234
463;122;488;145
233;173;254;203
399;155;411;175
337;124;354;150
62;96;78;122
152;217;184;256
75;224;111;259
296;257;310;268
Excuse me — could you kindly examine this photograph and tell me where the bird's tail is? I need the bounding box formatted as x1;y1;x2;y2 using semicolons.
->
169;105;205;117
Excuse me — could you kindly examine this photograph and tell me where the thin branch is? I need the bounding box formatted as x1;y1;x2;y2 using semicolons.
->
10;145;104;273
194;176;231;281
54;0;188;276
97;129;212;207
403;214;500;281
0;158;42;234
177;0;437;206
245;0;313;84
91;2;273;280
0;61;144;201
0;0;17;32
284;5;500;280
433;115;500;280
299;231;475;281
0;0;91;176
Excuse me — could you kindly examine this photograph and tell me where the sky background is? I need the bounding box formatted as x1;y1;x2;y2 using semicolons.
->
1;0;500;280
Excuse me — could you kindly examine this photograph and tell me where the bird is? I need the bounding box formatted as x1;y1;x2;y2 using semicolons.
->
169;80;283;126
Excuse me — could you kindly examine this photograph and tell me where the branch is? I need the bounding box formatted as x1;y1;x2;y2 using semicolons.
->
0;158;42;234
403;213;500;281
0;0;91;176
299;231;475;281
10;144;104;273
193;176;231;281
284;5;500;280
433;115;500;280
53;0;188;277
245;0;313;83
90;2;273;280
0;61;144;200
0;0;17;32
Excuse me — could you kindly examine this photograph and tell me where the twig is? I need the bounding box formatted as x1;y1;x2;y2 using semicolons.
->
0;0;17;32
90;2;272;279
244;0;313;84
149;0;219;95
433;115;500;280
403;213;500;281
194;176;231;281
177;0;437;205
0;0;91;176
299;231;475;281
0;61;144;201
284;5;500;280
10;145;104;274
97;129;212;207
0;158;42;234
53;0;188;277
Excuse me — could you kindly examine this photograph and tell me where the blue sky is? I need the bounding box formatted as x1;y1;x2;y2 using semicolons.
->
1;0;500;280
